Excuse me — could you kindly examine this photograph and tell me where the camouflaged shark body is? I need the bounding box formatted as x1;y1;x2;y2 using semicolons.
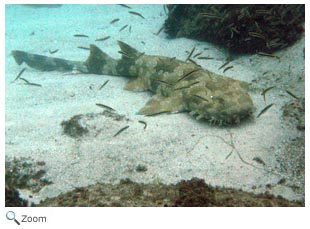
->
12;41;254;125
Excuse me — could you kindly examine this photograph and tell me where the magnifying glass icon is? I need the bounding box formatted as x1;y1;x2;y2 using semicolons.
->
6;211;20;225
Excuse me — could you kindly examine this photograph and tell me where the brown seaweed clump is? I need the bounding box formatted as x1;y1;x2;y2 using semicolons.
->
173;178;303;207
5;187;28;207
164;4;304;54
38;178;303;207
5;157;52;207
61;115;89;138
5;157;51;193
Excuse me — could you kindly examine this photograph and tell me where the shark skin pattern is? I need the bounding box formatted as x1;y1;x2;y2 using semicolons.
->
11;41;255;125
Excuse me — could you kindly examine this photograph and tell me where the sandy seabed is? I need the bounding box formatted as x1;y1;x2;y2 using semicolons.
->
5;4;305;205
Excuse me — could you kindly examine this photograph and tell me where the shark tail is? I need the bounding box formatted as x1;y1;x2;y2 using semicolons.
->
11;50;87;73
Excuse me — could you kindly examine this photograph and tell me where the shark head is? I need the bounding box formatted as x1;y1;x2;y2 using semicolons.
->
182;73;255;125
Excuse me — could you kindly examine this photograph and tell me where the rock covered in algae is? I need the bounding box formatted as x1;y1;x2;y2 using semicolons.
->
38;178;304;207
164;4;304;53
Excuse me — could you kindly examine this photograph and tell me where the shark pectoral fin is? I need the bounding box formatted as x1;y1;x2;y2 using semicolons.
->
124;77;149;92
137;94;184;116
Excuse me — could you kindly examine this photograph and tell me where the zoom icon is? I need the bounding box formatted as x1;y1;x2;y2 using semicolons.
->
6;211;20;225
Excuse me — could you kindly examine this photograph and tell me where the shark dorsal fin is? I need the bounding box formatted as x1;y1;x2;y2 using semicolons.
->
117;41;141;59
85;45;111;74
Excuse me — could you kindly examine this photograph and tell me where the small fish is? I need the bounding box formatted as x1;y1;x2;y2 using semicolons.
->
95;36;110;42
255;9;271;14
193;52;203;58
129;26;132;33
286;90;299;99
129;11;145;19
261;86;276;102
19;77;42;87
256;51;280;59
113;125;130;137
141;41;145;45
223;66;234;73
187;81;201;87
118;4;131;9
138;120;147;130
118;50;130;59
186;46;196;61
110;18;120;24
262;71;269;75
252;157;266;166
13;67;26;82
254;21;262;33
231;27;240;34
256;103;274;118
248;31;265;40
199;12;221;19
145;111;170;116
267;41;282;49
154;26;164;36
118;50;128;55
74;34;89;38
218;61;230;70
96;103;115;111
268;38;281;47
49;49;59;54
26;82;42;87
177;69;200;83
174;86;191;91
153;79;173;86
19;77;31;84
99;80;109;90
188;58;200;66
119;24;128;32
77;46;90;50
174;81;200;91
193;94;209;102
197;56;214;60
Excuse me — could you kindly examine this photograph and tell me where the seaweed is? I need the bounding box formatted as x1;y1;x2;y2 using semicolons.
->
5;157;52;195
164;4;304;54
38;178;304;207
61;115;89;138
5;187;28;207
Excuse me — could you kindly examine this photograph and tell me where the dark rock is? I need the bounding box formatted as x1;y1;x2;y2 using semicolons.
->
164;4;304;54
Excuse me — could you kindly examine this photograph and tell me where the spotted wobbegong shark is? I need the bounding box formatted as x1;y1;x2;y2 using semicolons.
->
11;41;255;125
